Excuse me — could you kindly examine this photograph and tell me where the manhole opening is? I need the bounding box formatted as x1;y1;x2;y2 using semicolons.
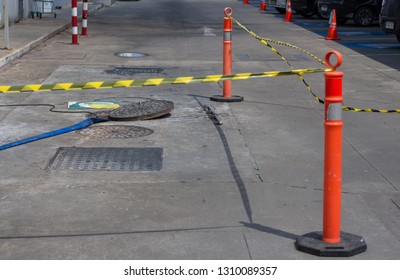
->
106;67;163;76
47;147;163;171
115;52;147;58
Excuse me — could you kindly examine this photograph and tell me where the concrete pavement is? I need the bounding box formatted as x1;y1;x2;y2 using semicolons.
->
0;0;399;259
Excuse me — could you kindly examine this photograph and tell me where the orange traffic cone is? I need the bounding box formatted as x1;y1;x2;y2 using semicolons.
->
283;0;293;22
260;0;267;11
325;9;340;40
243;0;249;4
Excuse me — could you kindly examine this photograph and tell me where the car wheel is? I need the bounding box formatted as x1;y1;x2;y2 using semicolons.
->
275;7;286;14
354;7;374;26
316;5;330;19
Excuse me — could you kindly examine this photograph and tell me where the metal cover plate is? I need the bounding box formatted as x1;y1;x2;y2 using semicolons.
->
47;147;163;171
106;67;163;76
109;100;174;121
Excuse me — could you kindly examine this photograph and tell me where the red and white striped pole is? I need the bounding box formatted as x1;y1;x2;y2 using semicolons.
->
82;0;88;36
72;0;79;44
211;8;243;102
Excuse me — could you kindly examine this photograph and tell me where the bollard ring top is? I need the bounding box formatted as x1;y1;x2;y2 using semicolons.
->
325;51;343;69
224;7;233;17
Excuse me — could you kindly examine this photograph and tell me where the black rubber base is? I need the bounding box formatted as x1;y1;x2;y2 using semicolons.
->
295;231;367;257
210;95;244;102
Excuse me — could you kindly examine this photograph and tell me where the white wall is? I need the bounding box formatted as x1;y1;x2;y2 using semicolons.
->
1;0;32;27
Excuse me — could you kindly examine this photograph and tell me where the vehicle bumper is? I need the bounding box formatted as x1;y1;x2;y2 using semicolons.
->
380;16;400;34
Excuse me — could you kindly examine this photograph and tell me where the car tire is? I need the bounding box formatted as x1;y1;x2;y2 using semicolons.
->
316;5;330;19
354;7;374;27
275;7;286;14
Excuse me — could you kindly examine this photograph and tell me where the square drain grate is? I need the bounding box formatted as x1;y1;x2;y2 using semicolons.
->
107;67;163;76
47;147;163;171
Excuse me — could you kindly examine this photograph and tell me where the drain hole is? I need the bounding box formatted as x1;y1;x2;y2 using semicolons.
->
115;52;147;58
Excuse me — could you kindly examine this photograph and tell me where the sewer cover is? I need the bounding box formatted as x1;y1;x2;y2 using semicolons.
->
77;125;153;139
109;100;174;121
115;52;147;58
106;67;163;76
47;147;163;171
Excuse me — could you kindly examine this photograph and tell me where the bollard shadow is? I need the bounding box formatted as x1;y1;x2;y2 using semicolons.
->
241;222;299;241
193;95;253;223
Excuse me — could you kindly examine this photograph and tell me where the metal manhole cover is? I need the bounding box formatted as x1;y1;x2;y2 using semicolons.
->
77;125;153;139
106;67;163;76
109;100;174;121
115;52;147;58
47;147;163;171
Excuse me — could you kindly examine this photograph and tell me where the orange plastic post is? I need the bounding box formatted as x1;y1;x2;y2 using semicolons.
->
223;9;232;98
210;8;243;102
323;51;343;243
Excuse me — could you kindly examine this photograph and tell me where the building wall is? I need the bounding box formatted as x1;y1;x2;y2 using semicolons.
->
0;0;31;27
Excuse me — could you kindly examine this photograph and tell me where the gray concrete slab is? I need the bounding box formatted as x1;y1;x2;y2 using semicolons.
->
0;0;400;260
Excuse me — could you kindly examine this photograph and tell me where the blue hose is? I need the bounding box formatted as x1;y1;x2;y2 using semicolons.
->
0;117;108;151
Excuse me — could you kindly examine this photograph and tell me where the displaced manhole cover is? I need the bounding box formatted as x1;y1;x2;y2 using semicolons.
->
106;67;163;76
115;52;147;58
77;125;153;139
109;100;174;121
47;147;163;171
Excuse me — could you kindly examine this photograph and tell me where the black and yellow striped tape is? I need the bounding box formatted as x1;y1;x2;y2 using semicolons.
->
0;68;331;94
229;15;400;113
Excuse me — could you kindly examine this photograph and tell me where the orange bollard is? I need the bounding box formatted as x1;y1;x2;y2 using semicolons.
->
295;51;367;257
323;58;344;244
283;0;293;22
260;0;267;11
325;9;340;40
211;8;243;102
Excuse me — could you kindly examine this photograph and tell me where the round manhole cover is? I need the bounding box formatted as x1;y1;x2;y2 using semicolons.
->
115;52;147;58
77;125;153;139
109;100;174;121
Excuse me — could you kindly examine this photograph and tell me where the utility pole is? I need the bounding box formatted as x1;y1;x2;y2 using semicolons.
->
2;0;10;50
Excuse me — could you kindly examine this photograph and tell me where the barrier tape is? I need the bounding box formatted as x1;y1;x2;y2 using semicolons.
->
0;68;332;94
229;15;400;113
230;15;325;104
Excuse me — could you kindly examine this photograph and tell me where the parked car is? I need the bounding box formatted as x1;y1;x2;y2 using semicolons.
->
380;0;400;42
292;0;327;18
267;0;287;14
317;0;383;26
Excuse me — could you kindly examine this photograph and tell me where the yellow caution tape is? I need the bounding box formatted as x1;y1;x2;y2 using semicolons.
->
229;15;400;113
0;68;332;94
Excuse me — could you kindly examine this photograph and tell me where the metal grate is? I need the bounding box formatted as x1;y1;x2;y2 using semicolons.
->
108;67;163;76
47;147;163;171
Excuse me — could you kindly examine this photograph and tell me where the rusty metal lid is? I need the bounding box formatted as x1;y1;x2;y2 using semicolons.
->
108;100;174;121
